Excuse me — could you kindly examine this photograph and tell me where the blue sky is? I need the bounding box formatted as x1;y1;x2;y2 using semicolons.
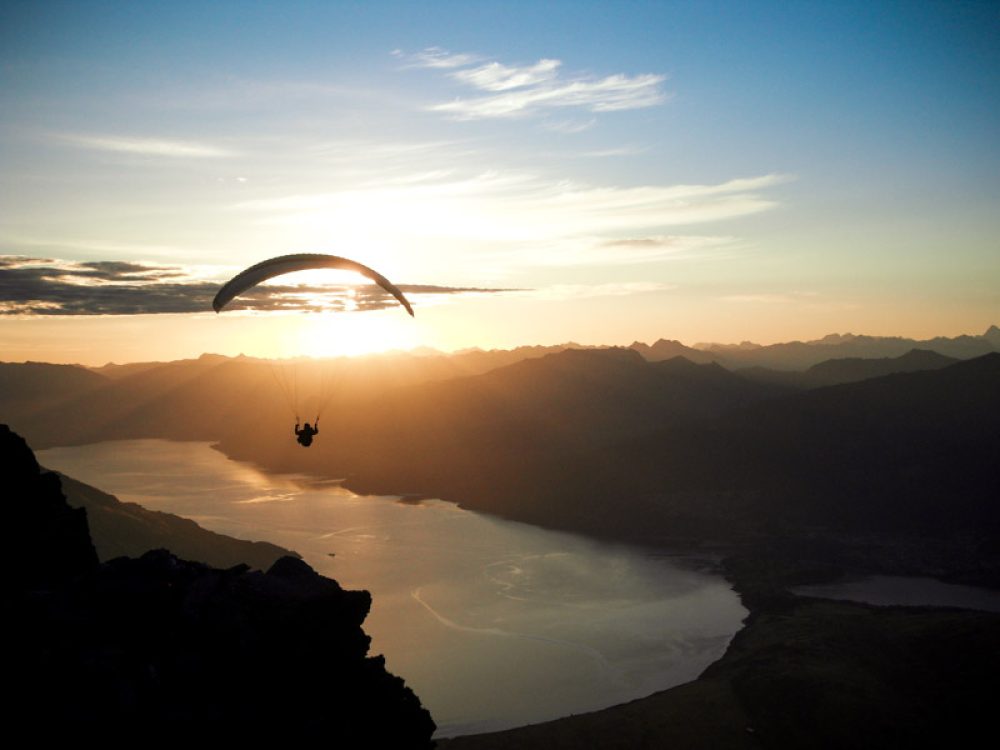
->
1;1;998;362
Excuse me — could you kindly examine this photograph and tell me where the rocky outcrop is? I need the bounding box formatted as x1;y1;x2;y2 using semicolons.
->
5;424;435;745
5;423;98;586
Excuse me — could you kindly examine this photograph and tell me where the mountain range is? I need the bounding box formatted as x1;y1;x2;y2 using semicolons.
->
2;327;997;560
689;326;998;369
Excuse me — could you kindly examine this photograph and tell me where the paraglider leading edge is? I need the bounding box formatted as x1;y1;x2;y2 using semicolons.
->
211;253;415;316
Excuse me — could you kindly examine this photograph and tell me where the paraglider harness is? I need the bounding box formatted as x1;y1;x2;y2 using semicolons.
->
295;416;320;447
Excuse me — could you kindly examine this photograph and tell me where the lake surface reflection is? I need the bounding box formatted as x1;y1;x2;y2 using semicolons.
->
39;439;746;737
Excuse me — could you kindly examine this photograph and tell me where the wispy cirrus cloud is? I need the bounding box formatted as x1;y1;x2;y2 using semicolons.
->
451;59;562;91
398;47;668;121
392;47;482;69
0;256;508;316
433;73;667;120
56;133;236;158
235;172;791;254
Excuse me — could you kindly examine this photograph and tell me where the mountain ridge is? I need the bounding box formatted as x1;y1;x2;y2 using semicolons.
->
55;470;294;570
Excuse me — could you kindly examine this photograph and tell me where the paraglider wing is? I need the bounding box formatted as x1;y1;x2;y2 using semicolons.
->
212;253;415;316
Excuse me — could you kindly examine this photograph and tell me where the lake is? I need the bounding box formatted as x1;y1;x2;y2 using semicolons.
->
39;439;747;737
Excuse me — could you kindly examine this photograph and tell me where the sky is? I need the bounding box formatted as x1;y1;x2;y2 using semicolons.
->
1;0;998;364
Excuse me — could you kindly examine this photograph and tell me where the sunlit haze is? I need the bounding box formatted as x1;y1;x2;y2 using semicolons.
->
2;2;997;364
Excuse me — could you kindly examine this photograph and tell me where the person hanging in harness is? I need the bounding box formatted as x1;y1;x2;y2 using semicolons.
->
295;417;319;447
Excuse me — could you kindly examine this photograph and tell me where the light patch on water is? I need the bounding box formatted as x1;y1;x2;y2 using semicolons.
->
233;492;298;504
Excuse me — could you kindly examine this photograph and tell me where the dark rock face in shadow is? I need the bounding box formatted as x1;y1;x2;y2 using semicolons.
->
5;423;99;586
5;424;435;745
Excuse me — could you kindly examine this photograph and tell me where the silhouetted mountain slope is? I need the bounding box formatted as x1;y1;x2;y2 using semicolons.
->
732;365;810;390
214;348;790;501
985;324;1000;350
630;338;718;363
6;424;435;744
4;328;994;453
56;471;293;570
446;342;592;371
697;328;996;370
0;361;107;398
3;347;589;449
11;344;994;549
804;348;957;386
729;352;1000;456
606;353;1000;535
427;348;780;444
305;354;999;546
6;353;250;446
211;352;1000;550
89;359;172;378
0;361;107;425
737;348;959;389
387;347;662;450
652;356;788;402
4;341;996;548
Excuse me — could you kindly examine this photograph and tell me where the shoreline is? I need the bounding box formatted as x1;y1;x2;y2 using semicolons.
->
438;550;1000;748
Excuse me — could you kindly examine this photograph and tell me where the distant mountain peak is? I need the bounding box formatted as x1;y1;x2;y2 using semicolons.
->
693;340;761;351
655;354;697;368
984;325;1000;349
629;339;716;363
896;348;954;363
816;332;856;344
554;345;643;363
802;347;961;386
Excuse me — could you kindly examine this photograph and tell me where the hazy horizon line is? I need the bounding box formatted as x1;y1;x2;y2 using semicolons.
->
4;323;996;369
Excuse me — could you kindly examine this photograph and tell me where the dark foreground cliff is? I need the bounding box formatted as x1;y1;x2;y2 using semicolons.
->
4;424;436;745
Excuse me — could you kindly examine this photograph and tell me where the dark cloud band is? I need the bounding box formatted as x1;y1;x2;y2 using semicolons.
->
0;256;510;315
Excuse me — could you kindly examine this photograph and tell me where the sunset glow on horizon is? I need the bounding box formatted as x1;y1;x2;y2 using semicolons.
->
1;2;997;364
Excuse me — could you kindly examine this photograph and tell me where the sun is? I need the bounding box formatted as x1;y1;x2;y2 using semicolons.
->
294;310;419;358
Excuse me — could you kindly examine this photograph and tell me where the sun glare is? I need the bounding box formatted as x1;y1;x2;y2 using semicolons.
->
294;310;419;358
243;266;419;357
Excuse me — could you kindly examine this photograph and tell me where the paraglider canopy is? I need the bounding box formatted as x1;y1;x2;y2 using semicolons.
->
211;253;414;429
212;253;414;316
